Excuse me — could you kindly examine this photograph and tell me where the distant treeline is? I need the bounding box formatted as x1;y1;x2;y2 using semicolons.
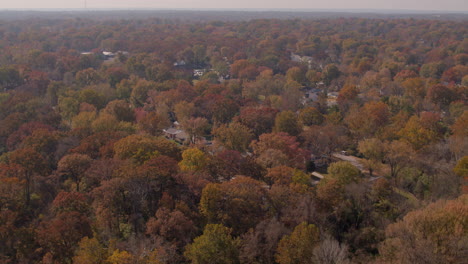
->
0;10;467;22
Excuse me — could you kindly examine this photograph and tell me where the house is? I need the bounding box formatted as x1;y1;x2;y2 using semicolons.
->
101;51;129;64
327;92;339;99
290;53;315;69
303;87;321;101
326;92;339;107
174;60;187;67
163;128;188;142
103;51;128;59
291;53;303;62
163;121;189;144
163;128;182;140
102;51;115;58
193;69;205;77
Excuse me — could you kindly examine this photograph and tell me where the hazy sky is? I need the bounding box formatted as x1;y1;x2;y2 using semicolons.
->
1;0;467;12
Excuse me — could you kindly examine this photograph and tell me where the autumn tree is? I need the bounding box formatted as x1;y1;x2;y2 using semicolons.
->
116;77;137;100
0;164;24;211
107;250;136;264
71;111;97;135
312;236;350;264
181;117;210;144
426;84;456;109
345;101;390;138
185;224;240;264
75;68;102;86
179;148;209;172
327;161;362;185
8;148;49;205
358;138;384;177
442;65;468;83
138;112;171;136
71;131;126;159
139;155;179;181
265;166;295;186
398;115;439;150
0;66;22;90
274;111;302;137
379;195;468;264
280;81;303;112
106;67;129;88
58;96;80;123
6;121;54;151
200;176;269;233
337;84;359;113
73;237;108;264
315;178;345;211
146;207;195;246
103;100;135;122
454;156;468;194
130;79;155;107
113;135;168;164
7;128;60;169
91;112;135;134
37;212;92;263
420;62;445;79
250;132;309;169
174;101;196;123
238;106;278;137
79;88;106;110
231;59;258;80
91;178;131;237
383;140;415;184
213;122;253;152
210;97;239;124
57;154;92;192
206;150;264;181
114;156;180;225
52;191;91;216
275;222;320;264
299;107;324;126
300;124;349;157
451;111;468;138
401;77;425;99
449;111;468;160
242;70;285;100
322;64;341;85
286;67;306;84
240;218;288;264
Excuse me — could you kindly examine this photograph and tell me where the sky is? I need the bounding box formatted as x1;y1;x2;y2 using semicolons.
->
1;0;467;12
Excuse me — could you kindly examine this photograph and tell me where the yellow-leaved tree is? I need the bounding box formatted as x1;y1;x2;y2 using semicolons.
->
275;222;320;264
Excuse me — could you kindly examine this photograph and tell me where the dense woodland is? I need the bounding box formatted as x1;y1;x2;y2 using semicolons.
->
0;12;467;264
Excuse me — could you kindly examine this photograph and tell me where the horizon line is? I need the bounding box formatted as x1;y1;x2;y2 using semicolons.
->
0;8;467;14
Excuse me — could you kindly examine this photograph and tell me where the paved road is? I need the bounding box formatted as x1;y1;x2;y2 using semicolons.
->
332;153;365;171
312;153;383;183
332;153;384;181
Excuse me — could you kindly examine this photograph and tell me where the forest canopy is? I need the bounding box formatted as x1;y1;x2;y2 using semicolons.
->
0;12;467;263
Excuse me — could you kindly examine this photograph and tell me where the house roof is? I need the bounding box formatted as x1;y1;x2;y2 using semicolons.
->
164;128;182;135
